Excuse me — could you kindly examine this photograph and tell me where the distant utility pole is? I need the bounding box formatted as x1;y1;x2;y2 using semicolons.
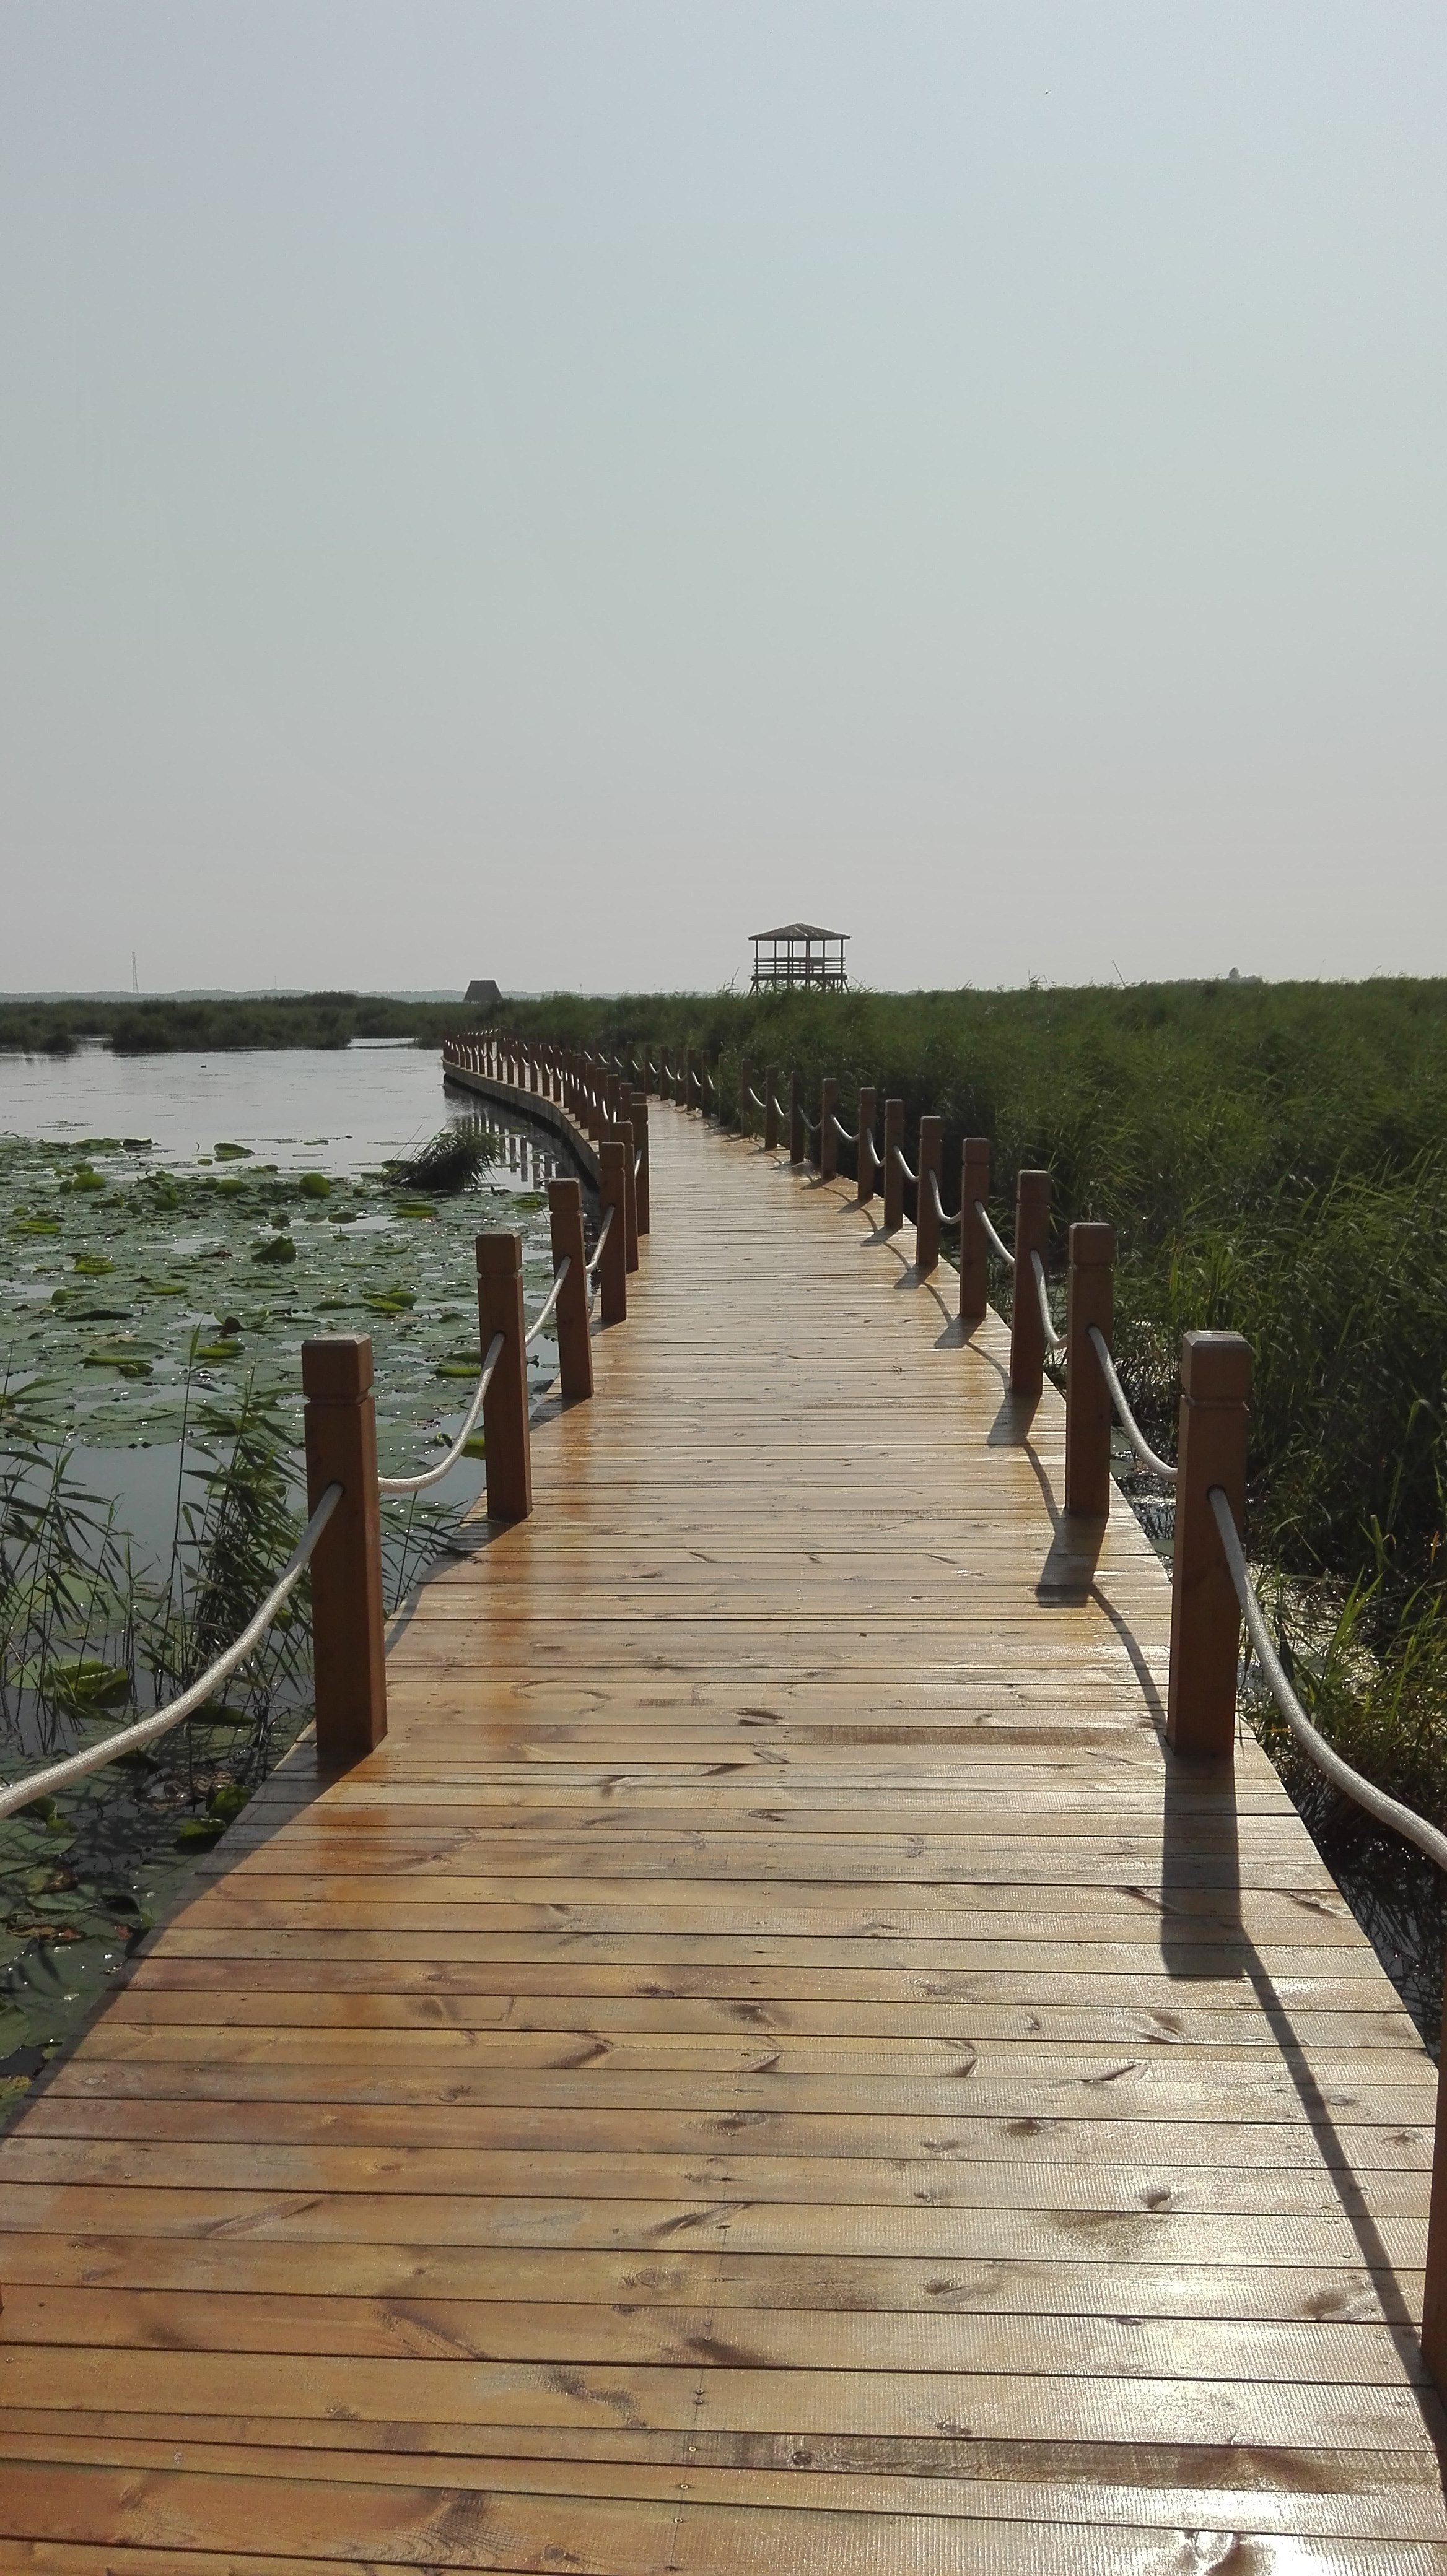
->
131;951;139;994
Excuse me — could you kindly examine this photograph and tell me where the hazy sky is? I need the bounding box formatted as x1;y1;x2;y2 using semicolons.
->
3;5;1444;996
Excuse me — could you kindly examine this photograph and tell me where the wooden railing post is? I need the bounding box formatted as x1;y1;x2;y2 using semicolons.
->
1065;1222;1114;1518
598;1139;629;1323
547;1179;593;1402
302;1336;388;1767
1423;2053;1447;2387
915;1116;942;1276
819;1078;839;1180
763;1068;780;1153
881;1100;905;1232
1167;1331;1249;1758
789;1071;805;1166
617;1118;639;1273
1009;1170;1051;1399
958;1144;989;1318
476;1233;532;1521
857;1087;877;1206
681;1046;694;1110
628;1089;650;1235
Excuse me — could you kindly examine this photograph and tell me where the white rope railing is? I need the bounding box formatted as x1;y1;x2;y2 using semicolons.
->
771;1096;789;1124
894;1146;917;1186
585;1204;615;1281
831;1113;860;1146
0;1483;344;1821
929;1168;959;1225
378;1332;506;1495
1030;1248;1064;1354
1209;1487;1447;1873
974;1199;1014;1269
1086;1325;1178;1483
801;1111;821;1136
747;1087;767;1112
523;1258;570;1349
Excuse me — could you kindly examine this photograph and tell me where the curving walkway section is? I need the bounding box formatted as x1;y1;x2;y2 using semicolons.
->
1;1107;1444;2568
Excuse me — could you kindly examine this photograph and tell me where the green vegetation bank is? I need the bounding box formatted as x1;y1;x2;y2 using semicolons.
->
0;993;462;1055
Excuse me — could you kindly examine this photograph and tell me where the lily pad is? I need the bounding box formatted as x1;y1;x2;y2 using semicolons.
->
214;1143;252;1160
11;1217;60;1236
396;1201;438;1221
45;1660;131;1709
298;1173;331;1200
253;1237;297;1266
74;1255;115;1276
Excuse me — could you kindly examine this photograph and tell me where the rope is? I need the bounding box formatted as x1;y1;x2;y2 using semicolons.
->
1086;1326;1177;1482
801;1112;821;1136
634;1151;644;1178
523;1258;570;1349
747;1088;766;1112
585;1203;616;1279
831;1113;860;1146
0;1484;343;1820
1030;1248;1064;1354
1209;1487;1447;1873
929;1168;960;1224
378;1332;506;1494
974;1199;1014;1268
894;1146;917;1185
771;1097;789;1123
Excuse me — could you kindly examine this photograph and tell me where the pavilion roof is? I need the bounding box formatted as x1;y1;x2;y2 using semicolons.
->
750;923;849;942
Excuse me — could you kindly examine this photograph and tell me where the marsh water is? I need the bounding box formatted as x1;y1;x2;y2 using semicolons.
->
0;1041;583;2113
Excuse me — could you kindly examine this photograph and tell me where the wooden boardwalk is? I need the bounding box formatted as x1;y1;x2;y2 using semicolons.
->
2;1105;1445;2569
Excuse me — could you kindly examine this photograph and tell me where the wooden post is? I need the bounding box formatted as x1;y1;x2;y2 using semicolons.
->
1167;1331;1249;1758
789;1071;805;1166
915;1116;942;1276
1423;2047;1447;2388
882;1100;905;1232
857;1087;877;1206
547;1179;593;1401
1009;1170;1051;1400
763;1068;780;1153
739;1060;756;1134
1065;1222;1114;1518
598;1139;629;1323
681;1046;694;1110
302;1336;388;1767
476;1233;532;1520
628;1088;650;1235
616;1118;639;1273
820;1077;839;1181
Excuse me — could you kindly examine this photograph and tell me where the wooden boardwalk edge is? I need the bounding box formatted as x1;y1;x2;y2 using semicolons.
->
1;1103;1445;2571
